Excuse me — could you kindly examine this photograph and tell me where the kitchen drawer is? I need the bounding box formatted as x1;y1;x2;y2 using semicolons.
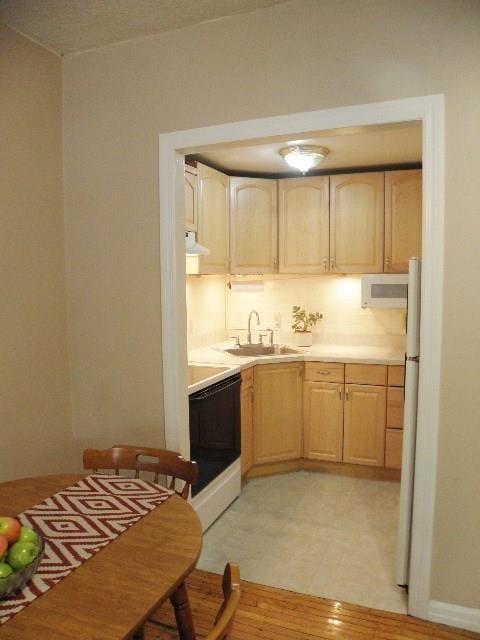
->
304;362;344;383
385;429;403;469
388;365;405;387
345;364;387;386
241;366;254;388
387;386;404;428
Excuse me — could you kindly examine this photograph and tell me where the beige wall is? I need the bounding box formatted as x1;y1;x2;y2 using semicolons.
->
186;275;228;350
0;26;74;481
62;0;480;608
227;275;405;348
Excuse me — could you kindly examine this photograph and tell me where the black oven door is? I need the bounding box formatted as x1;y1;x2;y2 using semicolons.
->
189;374;241;497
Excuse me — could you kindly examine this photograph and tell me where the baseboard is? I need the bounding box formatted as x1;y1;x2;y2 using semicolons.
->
246;458;401;482
428;600;480;633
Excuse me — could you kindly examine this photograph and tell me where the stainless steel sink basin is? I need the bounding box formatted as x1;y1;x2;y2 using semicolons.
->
224;345;300;357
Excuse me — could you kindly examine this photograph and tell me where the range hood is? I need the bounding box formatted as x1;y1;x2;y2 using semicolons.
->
185;231;210;256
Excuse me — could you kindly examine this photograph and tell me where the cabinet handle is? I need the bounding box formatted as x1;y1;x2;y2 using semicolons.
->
345;386;350;401
339;385;342;399
385;255;391;269
330;256;335;269
323;257;328;271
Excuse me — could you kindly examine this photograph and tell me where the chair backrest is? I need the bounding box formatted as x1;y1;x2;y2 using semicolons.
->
82;445;198;500
205;563;241;640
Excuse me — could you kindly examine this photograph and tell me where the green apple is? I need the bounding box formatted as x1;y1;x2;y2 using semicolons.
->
0;563;14;596
0;563;13;579
18;526;39;547
7;541;38;571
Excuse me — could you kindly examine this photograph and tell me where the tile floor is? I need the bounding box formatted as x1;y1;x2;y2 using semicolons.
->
197;470;407;613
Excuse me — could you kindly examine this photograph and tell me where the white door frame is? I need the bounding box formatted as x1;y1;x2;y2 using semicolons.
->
158;94;445;620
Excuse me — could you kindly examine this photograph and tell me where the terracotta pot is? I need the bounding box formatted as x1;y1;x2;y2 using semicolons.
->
294;331;313;347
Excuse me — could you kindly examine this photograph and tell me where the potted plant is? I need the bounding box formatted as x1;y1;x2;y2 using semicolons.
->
291;306;323;347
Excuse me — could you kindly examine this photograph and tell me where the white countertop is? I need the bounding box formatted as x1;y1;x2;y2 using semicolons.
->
188;342;405;394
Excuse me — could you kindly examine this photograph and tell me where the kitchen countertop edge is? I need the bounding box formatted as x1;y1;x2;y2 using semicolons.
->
188;344;405;394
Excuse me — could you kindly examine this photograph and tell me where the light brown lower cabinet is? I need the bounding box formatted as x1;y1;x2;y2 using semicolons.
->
247;362;404;473
240;370;254;476
343;384;386;467
253;362;303;464
303;382;344;462
385;429;403;469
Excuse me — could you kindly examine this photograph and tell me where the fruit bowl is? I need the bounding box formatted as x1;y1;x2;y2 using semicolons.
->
0;536;45;599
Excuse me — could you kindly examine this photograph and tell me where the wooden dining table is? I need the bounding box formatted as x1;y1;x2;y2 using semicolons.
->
0;474;203;640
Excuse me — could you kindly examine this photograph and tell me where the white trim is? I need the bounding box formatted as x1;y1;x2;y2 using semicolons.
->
159;95;445;620
428;601;480;633
190;459;241;531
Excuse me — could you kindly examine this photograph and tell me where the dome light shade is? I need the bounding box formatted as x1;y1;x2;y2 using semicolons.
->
279;145;329;174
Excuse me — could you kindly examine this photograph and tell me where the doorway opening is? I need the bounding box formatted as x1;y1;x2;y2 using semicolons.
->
159;96;445;620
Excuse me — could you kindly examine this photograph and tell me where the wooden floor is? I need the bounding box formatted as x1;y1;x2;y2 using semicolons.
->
145;570;479;640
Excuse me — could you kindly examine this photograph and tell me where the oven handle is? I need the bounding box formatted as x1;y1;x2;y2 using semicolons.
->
189;376;241;401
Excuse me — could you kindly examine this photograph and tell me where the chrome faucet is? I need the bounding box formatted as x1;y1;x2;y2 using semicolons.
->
247;310;260;344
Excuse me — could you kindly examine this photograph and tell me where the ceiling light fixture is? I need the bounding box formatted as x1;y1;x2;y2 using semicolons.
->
279;145;329;174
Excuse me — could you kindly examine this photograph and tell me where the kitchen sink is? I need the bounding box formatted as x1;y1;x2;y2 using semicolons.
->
223;345;301;357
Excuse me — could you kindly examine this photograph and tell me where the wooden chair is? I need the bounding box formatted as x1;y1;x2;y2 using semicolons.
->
83;445;198;500
144;563;241;640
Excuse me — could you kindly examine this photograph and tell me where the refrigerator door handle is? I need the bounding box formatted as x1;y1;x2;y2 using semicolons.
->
406;355;420;363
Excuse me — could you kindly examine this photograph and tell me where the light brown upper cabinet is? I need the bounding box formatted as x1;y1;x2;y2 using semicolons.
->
197;163;230;274
184;165;198;232
230;177;277;274
253;362;303;464
330;172;384;273
384;170;422;273
278;176;330;273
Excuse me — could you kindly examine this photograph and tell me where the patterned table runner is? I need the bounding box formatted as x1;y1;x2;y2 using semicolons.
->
0;473;174;625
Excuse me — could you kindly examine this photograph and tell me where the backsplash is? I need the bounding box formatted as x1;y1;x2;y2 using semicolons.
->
186;275;228;350
227;275;406;349
186;274;406;351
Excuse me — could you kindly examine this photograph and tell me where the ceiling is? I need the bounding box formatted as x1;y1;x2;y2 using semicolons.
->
193;122;422;175
0;0;289;56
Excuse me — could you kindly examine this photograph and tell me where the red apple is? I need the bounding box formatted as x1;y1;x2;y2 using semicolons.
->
0;517;21;544
7;541;39;571
0;535;7;560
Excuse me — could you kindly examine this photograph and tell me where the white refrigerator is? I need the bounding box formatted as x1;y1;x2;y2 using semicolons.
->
396;257;421;586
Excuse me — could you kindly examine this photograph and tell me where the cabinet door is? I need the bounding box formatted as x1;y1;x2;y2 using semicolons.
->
197;163;229;274
343;384;386;466
230;177;277;274
330;172;384;273
253;363;302;463
385;429;403;469
278;177;329;273
241;380;254;475
184;166;198;231
304;382;344;462
385;170;422;273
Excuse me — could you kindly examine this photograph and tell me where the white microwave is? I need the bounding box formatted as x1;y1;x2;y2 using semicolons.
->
361;274;408;308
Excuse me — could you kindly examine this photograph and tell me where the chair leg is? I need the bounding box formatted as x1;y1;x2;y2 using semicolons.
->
170;582;196;640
